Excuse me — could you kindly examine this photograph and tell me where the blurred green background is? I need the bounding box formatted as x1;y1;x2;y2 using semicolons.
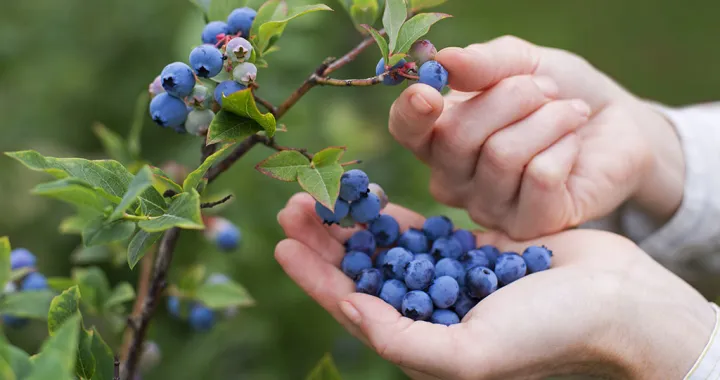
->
1;0;719;379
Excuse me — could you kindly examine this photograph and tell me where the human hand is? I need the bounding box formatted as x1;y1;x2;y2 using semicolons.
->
275;193;713;380
389;36;684;240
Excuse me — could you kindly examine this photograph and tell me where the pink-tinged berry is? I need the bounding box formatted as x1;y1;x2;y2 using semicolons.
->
409;40;437;66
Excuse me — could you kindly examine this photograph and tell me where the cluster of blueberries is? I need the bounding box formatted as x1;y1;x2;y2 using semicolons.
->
166;273;237;332
377;39;449;92
315;169;389;226
2;249;50;328
148;7;258;135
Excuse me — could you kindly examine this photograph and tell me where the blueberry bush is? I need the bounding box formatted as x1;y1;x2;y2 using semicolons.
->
0;0;453;379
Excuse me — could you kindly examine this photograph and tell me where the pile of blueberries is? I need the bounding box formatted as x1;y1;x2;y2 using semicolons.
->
148;7;259;135
377;39;449;92
2;249;50;328
166;273;237;332
315;170;553;325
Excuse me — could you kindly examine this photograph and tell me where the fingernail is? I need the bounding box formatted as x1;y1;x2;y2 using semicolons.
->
340;301;362;325
410;93;433;115
569;99;591;116
532;76;559;97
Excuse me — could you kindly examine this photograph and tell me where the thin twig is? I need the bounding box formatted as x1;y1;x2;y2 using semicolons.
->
201;141;218;163
254;94;277;115
205;134;263;184
341;159;363;167
201;194;233;209
314;74;386;87
119;246;156;363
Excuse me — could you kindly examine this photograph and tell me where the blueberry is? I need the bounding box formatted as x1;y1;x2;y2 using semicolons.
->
409;40;437;66
374;249;389;269
339;170;369;202
345;230;376;255
10;248;36;270
160;62;196;98
225;37;253;63
404;259;435;290
190;84;212;109
202;21;228;44
418;60;448;92
462;249;491;271
428;276;460;309
356;268;383;296
452;291;477;319
397;229;429;253
368;183;389;210
381;247;413;280
430;309;460;326
465;266;498;299
227;7;256;37
189;305;215;332
452;229;476;253
167;296;181;318
350;193;381;224
315;199;350;225
423;216;453;241
213;80;247;106
495;252;528;286
477;245;500;269
149;75;165;98
379;279;408;311
522;246;553;273
232;62;258;85
434;258;465;287
189;45;224;78
21;272;47;291
185;109;215;136
431;237;463;260
213;218;241;252
413;253;436;265
368;214;400;247
341;251;372;280
375;57;407;86
149;93;189;128
401;291;433;321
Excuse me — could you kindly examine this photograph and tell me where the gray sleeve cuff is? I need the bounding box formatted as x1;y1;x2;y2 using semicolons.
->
685;303;720;380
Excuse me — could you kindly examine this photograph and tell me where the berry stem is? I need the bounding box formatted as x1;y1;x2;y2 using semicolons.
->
340;159;363;167
122;214;154;222
313;74;386;87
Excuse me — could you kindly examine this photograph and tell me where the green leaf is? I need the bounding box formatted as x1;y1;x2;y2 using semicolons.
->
92;123;132;164
89;329;115;380
361;25;389;64
110;166;154;220
312;147;346;167
73;267;111;314
47;286;81;334
0;291;54;319
256;4;333;52
394;12;451;53
74;329;95;380
350;0;379;32
297;163;343;211
127;231;161;269
150;167;183;194
82;218;136;247
208;0;246;21
1;343;32;380
206;110;265;145
0;237;10;290
103;283;135;311
138;191;204;232
387;53;407;67
178;265;207;293
32;179;111;214
306;353;342;380
221;89;276;136
251;0;286;37
128;90;149;159
46;277;77;293
27;314;81;380
183;144;233;192
59;212;97;235
409;0;447;11
196;281;255;309
255;151;311;182
383;0;407;52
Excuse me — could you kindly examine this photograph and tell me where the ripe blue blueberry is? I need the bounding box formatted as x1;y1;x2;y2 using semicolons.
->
522;246;553;273
465;266;498;299
401;290;433;321
350;193;381;223
452;291;477;319
207;218;241;252
345;230;376;255
185;109;214;136
21;272;48;291
189;45;224;78
201;21;228;44
374;249;389;269
413;253;435;265
430;309;460;326
462;249;491;271
368;183;389;210
452;229;476;253
397;229;429;253
404;259;435;290
477;245;500;269
160;62;196;98
341;251;372;280
167;296;181;318
10;248;36;270
423;216;453;241
428;275;460;309
315;199;350;225
375;57;407;86
431;237;463;260
149;93;189;128
434;258;465;287
213;80;247;106
339;169;369;202
225;37;253;63
232;62;258;85
379;279;408;311
188;305;215;332
149;75;165;98
409;40;437;66
495;252;528;286
356;268;383;296
380;247;413;280
227;7;257;37
368;214;400;247
418;60;448;92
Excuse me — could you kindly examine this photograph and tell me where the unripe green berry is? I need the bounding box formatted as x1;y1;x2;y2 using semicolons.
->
185;109;215;136
232;62;257;85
